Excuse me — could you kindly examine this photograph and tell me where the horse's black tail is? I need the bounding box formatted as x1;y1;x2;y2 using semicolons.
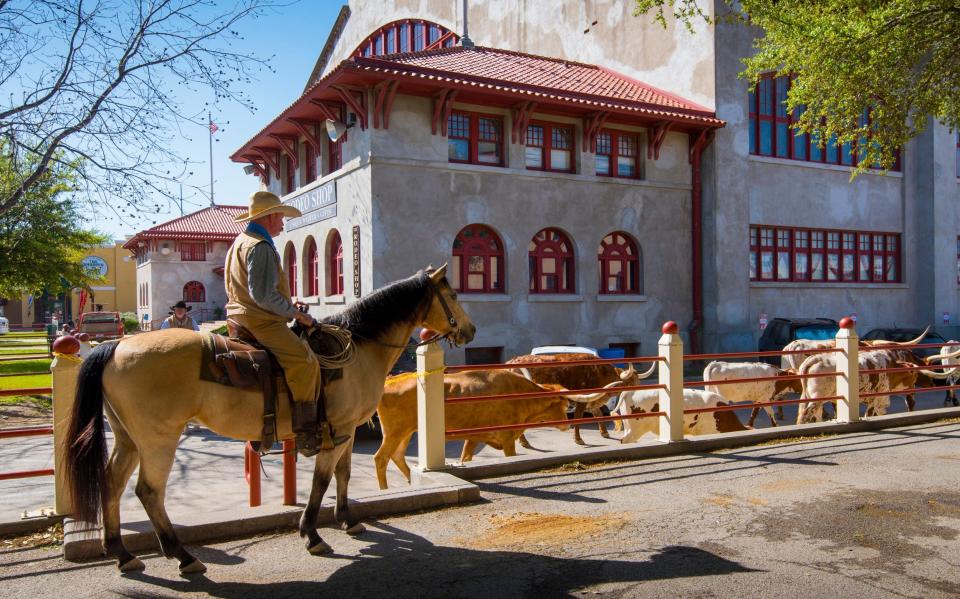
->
65;340;120;523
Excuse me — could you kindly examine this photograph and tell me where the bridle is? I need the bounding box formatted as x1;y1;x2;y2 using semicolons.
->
341;281;462;349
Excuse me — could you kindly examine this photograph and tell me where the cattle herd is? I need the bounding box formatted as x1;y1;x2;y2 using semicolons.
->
374;332;960;488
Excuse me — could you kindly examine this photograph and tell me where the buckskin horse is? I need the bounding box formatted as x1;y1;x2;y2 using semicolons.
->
65;266;475;574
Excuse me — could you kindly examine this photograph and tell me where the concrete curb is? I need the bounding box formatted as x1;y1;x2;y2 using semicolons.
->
62;471;478;562
0;514;63;537
445;407;960;480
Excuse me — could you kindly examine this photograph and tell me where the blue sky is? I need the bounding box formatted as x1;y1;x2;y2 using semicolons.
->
91;2;343;240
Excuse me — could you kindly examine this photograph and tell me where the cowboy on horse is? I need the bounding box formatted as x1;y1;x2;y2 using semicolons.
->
225;191;343;457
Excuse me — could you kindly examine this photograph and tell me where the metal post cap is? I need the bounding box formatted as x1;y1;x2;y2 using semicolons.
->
52;335;80;355
839;317;855;329
661;321;679;334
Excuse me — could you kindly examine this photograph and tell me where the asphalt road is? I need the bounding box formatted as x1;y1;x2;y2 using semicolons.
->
3;419;960;598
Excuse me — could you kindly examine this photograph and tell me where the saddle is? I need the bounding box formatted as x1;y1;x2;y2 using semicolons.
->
203;322;285;451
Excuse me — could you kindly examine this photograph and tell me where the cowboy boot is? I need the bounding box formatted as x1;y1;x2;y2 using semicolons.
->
291;401;321;457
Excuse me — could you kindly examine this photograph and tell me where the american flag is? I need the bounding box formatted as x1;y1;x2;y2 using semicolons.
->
209;120;219;134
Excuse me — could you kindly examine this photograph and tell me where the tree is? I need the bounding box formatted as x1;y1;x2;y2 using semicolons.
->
0;141;107;297
0;0;276;217
633;0;960;173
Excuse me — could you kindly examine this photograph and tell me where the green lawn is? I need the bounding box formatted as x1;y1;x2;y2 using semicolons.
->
0;359;52;375
0;373;51;390
0;394;51;409
0;347;49;355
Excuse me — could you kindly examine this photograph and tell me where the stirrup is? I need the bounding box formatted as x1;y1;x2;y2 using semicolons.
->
319;421;350;451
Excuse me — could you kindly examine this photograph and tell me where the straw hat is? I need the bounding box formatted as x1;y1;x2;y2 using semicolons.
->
234;191;302;223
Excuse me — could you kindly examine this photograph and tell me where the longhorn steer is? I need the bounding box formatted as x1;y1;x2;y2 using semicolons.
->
939;341;960;407
702;361;802;427
374;370;574;489
507;353;654;446
796;348;951;423
615;389;749;443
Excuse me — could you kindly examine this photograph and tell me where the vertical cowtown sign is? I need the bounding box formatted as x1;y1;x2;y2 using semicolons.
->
283;180;337;231
352;225;361;298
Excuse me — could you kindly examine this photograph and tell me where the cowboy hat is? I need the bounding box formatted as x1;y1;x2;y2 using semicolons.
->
233;191;302;223
170;301;191;311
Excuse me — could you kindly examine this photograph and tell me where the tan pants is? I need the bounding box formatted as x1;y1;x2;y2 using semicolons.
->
231;313;319;404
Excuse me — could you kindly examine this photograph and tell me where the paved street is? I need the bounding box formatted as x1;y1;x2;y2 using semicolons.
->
2;419;960;598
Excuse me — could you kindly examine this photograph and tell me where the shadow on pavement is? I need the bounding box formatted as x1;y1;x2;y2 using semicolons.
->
124;521;758;598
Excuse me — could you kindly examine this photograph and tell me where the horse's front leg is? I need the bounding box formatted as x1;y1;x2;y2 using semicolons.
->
334;437;365;535
300;447;342;555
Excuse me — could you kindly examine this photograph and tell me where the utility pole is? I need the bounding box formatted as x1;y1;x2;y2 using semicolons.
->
208;112;215;206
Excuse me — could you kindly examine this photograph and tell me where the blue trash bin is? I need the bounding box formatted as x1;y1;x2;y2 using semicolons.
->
597;348;626;368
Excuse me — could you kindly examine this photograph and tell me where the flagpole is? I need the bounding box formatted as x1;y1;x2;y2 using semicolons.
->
208;111;215;206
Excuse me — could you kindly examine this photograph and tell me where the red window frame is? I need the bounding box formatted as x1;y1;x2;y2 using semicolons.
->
750;225;900;284
595;129;641;179
284;243;297;296
352;20;458;57
447;111;504;167
525;121;575;173
284;139;297;194
749;73;900;171
529;228;576;294
452;224;505;294
306;238;319;296
598;231;641;294
183;281;205;302
327;231;344;296
180;242;206;262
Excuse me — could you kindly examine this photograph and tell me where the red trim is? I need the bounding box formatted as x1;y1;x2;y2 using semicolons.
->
183;281;205;302
598;231;641;294
180;241;206;261
447;110;504;167
595;129;641;178
529;228;575;294
352;19;459;58
524;120;576;173
452;224;505;293
327;231;344;296
285;243;298;296
307;238;319;296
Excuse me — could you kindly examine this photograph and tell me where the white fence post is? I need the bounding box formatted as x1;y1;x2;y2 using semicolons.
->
835;317;860;423
51;349;83;515
416;343;446;471
658;321;685;443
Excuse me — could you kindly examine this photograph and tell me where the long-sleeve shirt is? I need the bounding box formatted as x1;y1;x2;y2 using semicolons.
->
247;242;299;320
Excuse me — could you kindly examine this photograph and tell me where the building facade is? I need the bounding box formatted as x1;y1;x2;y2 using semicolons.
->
124;206;245;329
231;1;960;360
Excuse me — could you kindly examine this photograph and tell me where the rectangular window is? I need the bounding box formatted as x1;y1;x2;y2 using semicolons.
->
414;23;425;51
749;225;901;284
447;111;504;167
749;73;900;171
180;242;206;262
595;129;641;179
385;28;395;53
305;142;317;182
525;122;574;173
284;140;297;194
465;346;504;365
399;23;410;52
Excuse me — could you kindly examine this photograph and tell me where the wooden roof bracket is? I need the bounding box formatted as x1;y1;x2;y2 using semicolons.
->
331;84;368;130
308;98;339;122
269;134;299;170
252;146;281;178
688;129;715;163
510;101;537;144
287;118;323;154
240;154;268;180
373;79;400;129
647;121;672;160
582;111;610;153
431;88;458;136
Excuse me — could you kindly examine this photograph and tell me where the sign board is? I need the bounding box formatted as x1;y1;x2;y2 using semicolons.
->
944;312;950;325
284;181;337;231
82;256;108;277
352;225;361;298
759;312;768;330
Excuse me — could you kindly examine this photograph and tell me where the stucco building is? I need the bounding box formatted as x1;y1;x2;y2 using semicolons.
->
230;1;960;360
124;206;245;329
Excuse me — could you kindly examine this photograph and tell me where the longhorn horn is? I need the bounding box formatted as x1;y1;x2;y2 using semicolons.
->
620;361;657;381
562;379;626;403
918;367;960;379
891;325;931;346
925;347;960;363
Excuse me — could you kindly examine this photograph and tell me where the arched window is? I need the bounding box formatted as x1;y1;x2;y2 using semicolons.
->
183;281;205;302
452;224;504;293
353;19;459;57
598;232;641;294
327;230;344;296
305;237;319;296
284;242;297;297
529;228;575;294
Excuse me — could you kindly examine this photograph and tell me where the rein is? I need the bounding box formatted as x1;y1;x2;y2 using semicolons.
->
348;284;460;349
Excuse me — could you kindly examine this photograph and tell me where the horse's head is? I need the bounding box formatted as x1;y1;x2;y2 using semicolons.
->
421;264;476;347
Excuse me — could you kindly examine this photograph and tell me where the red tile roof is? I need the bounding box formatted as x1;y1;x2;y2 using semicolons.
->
358;46;712;115
123;205;247;249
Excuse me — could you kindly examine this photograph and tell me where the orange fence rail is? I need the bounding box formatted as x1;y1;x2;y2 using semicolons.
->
0;426;55;481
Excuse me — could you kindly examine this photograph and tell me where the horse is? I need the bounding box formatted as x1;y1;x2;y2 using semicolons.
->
65;265;475;574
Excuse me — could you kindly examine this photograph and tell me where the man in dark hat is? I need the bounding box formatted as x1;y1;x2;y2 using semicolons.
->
161;300;199;331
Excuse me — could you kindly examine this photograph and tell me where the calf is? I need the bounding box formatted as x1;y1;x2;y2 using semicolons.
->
508;353;653;445
374;370;570;489
703;361;802;427
797;348;947;423
615;389;749;443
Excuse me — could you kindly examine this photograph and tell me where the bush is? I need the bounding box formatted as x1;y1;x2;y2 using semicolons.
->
120;312;139;333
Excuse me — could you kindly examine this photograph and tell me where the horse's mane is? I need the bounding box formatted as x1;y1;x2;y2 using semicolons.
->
321;271;435;346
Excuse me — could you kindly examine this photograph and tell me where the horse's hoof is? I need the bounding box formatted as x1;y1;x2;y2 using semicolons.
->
118;557;145;572
308;540;333;555
345;522;365;536
179;558;207;575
